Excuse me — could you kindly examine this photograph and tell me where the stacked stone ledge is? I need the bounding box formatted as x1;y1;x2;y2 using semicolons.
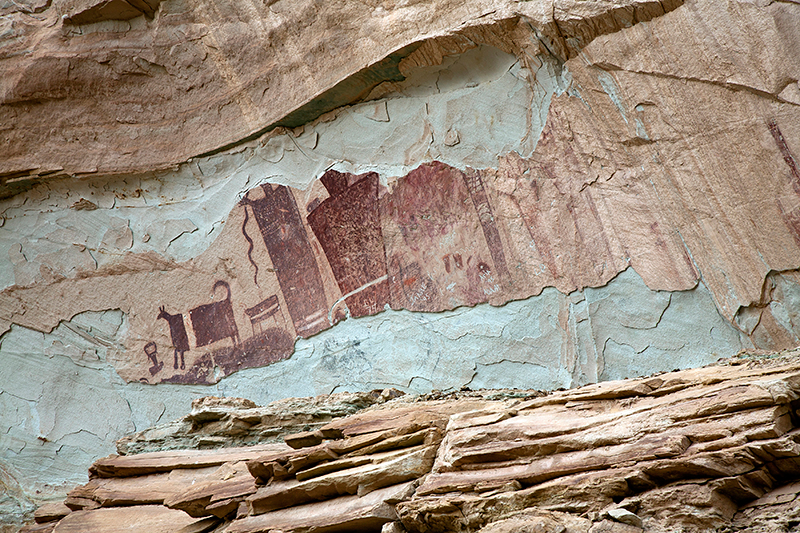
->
21;350;800;533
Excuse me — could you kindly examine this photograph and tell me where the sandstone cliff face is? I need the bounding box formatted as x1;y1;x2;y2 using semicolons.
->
18;352;800;532
1;0;799;528
0;0;683;184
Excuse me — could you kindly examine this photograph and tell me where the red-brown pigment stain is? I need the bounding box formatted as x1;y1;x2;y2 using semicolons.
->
307;170;389;318
346;281;390;317
769;119;800;248
510;185;558;280
388;258;439;311
380;161;499;310
649;221;698;285
240;184;329;338
464;168;510;280
189;280;240;348
768;118;800;195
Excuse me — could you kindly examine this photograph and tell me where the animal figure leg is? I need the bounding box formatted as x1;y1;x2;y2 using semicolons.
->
179;350;185;370
173;349;179;369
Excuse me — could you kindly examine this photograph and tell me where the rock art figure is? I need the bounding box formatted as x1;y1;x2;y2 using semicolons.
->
380;161;501;310
143;341;163;376
307;170;389;317
156;307;190;370
189;280;241;349
463;168;509;280
240;184;329;338
244;294;286;336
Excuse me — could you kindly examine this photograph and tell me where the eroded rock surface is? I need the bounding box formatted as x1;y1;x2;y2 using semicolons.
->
116;390;407;455
0;0;681;186
20;351;800;532
2;0;800;527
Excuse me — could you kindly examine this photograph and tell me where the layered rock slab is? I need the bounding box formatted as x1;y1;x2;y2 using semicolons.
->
21;351;800;532
397;353;800;532
51;505;199;533
116;391;403;455
225;481;417;533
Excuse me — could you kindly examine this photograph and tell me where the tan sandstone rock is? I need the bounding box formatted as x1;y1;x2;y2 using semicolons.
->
0;0;681;187
16;352;800;533
50;505;200;532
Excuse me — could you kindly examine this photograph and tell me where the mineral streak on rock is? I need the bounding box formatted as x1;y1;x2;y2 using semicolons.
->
19;351;800;532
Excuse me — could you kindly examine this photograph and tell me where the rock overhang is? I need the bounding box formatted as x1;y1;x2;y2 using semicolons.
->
0;0;686;195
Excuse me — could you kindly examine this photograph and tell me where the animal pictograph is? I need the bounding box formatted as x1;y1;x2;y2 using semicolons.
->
189;280;241;348
156;307;190;369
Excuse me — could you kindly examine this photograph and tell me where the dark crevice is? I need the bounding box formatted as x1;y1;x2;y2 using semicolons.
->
193;42;421;160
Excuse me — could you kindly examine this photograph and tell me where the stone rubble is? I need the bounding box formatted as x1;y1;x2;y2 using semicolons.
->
17;350;800;532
